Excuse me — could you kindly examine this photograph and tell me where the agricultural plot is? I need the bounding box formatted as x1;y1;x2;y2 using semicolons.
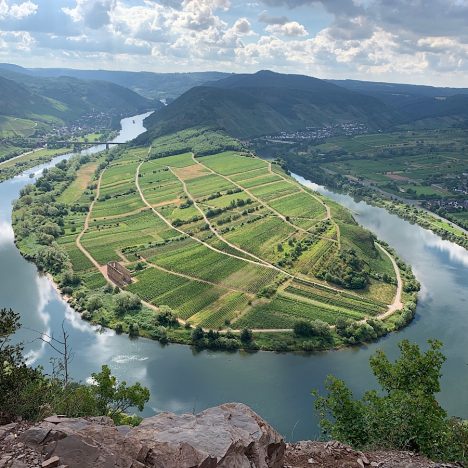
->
269;192;326;220
200;151;267;175
249;181;298;201
315;130;468;201
225;216;296;259
59;162;98;204
51;132;401;334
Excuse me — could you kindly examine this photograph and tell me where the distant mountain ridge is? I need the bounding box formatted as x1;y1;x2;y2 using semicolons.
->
141;70;399;140
0;63;230;100
0;69;154;129
328;79;468;125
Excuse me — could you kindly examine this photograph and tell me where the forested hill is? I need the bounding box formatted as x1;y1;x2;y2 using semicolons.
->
139;70;399;140
0;71;155;127
0;63;229;100
328;78;468;125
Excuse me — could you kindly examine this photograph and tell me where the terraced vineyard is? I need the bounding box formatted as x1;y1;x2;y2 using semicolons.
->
52;130;407;336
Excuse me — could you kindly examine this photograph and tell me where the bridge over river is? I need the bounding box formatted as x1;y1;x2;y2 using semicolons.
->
56;140;127;149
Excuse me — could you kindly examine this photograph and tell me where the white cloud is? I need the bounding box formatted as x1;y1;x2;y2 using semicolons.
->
0;0;37;19
1;0;467;85
266;21;308;37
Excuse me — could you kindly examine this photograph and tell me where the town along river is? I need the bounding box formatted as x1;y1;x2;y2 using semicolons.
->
0;120;467;441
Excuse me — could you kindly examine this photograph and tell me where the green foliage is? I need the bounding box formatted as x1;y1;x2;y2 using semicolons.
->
314;340;467;463
114;292;142;316
240;328;253;344
0;309;150;425
90;365;150;420
293;320;332;342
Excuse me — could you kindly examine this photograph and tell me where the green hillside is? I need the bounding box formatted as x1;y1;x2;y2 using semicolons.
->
141;71;399;140
0;63;229;100
0;73;154;129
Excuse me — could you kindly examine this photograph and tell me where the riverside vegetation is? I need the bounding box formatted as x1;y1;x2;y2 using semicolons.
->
1;307;466;465
12;128;420;352
255;129;468;250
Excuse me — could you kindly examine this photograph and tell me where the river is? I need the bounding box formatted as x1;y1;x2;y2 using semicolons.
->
0;114;467;441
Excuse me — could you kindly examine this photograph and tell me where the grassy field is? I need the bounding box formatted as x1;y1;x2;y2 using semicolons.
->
48;131;408;337
311;129;468;201
0;116;37;138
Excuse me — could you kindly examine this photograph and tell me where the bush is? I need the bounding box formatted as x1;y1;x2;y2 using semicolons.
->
191;326;205;342
155;306;178;327
294;320;332;342
87;294;104;312
314;340;467;464
114;292;141;316
240;328;253;344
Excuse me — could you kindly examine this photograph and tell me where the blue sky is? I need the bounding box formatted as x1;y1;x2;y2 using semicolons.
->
0;0;467;86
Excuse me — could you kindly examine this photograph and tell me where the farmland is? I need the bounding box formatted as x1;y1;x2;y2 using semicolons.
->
13;129;418;351
263;128;468;247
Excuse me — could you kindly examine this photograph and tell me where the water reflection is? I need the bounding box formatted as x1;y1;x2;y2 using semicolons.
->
0;123;466;441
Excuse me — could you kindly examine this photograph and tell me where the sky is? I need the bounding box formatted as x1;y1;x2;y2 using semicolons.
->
0;0;467;87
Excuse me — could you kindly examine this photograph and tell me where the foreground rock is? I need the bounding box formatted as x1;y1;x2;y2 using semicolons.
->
0;405;461;468
283;440;461;468
0;403;285;468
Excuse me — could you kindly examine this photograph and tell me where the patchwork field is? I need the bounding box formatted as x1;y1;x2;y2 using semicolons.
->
54;131;404;334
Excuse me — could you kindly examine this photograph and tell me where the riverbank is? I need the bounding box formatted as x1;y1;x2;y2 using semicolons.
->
11;141;419;354
283;160;468;251
0;146;74;182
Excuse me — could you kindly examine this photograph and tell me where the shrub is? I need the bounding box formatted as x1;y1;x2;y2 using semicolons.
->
314;340;466;464
240;328;253;344
114;292;141;316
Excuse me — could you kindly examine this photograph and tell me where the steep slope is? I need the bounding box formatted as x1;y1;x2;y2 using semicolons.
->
330;79;468;124
0;76;61;119
142;70;398;140
0;72;154;126
0;63;230;99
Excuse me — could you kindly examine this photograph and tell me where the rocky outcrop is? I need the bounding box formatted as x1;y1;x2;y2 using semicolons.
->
1;403;285;468
0;405;460;468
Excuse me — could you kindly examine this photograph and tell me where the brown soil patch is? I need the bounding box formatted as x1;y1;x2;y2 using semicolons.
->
152;198;181;207
173;164;209;180
385;172;411;181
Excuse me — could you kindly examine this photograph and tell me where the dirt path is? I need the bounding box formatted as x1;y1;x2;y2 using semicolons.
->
168;166;272;267
374;243;403;319
92;206;149;221
136;161;287;274
75;169;108;277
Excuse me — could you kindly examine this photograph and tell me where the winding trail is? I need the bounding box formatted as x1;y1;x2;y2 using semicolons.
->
75;154;404;335
168;166;272;267
136;161;291;275
375;243;403;319
75;169;108;277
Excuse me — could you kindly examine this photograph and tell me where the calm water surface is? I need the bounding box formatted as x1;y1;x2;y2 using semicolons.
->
0;120;466;441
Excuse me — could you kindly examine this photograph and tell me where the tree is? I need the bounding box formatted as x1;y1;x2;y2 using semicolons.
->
293;320;332;341
155;305;178;327
314;340;467;463
191;326;204;342
90;365;150;419
114;292;141;315
240;328;253;344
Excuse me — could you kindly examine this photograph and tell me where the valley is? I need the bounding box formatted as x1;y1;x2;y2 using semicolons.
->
1;113;466;442
12;127;419;352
